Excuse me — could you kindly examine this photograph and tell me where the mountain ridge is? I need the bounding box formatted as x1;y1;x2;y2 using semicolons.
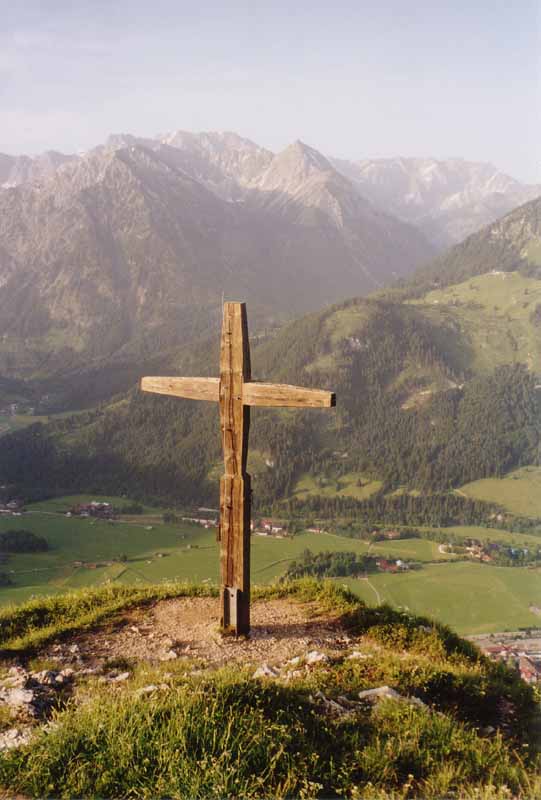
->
3;131;538;249
333;155;541;248
0;138;433;379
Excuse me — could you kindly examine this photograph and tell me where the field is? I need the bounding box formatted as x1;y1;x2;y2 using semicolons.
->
28;495;161;514
0;505;377;606
459;466;541;517
412;271;541;374
0;414;50;437
292;472;383;500
338;562;541;634
0;409;87;438
1;496;540;633
369;537;451;561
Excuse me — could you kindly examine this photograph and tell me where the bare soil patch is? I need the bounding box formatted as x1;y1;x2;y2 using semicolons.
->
43;596;354;669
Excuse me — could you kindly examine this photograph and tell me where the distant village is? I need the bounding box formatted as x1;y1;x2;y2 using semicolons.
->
0;499;23;516
471;631;541;685
2;498;538;571
65;503;295;538
67;501;115;519
181;514;291;538
0;393;54;418
441;538;540;566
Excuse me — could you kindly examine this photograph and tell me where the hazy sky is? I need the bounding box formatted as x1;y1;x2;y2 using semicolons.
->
1;1;539;182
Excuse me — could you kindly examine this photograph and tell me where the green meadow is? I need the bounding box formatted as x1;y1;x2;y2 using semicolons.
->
1;498;540;633
0;505;379;606
292;472;383;501
339;562;541;634
0;409;87;438
28;494;161;514
459;466;541;517
0;414;48;438
412;271;541;374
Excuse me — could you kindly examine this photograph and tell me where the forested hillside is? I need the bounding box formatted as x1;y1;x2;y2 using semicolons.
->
2;194;541;509
399;195;541;296
1;283;539;510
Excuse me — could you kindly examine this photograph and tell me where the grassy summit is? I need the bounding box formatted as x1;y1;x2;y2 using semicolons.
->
0;581;539;799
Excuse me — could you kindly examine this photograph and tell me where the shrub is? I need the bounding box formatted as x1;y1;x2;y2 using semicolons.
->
0;529;48;553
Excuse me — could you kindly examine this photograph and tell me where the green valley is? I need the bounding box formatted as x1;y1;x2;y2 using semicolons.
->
460;466;541;517
0;497;539;634
338;562;541;634
0;193;540;641
411;271;541;373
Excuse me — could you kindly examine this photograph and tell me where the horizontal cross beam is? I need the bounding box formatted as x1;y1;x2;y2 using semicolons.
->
140;301;336;636
141;376;335;408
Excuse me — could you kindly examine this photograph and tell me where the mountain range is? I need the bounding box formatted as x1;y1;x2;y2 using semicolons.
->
1;129;539;381
0;135;433;378
3;131;538;247
333;156;541;249
2;192;540;506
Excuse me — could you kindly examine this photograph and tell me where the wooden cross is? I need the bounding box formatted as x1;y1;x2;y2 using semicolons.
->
141;302;335;635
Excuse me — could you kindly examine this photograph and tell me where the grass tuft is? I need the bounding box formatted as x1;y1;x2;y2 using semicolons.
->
0;579;539;798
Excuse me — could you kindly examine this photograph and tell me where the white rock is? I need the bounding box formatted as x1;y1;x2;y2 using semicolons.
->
347;651;369;660
359;686;401;701
32;670;62;686
60;668;75;678
2;688;34;707
160;649;178;661
135;684;159;697
305;651;329;665
358;685;426;708
284;669;304;680
286;656;301;666
111;672;131;683
253;664;280;679
0;727;32;751
325;699;350;716
309;690;354;717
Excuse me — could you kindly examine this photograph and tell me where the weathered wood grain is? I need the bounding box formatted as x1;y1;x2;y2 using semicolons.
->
243;381;336;408
219;303;251;633
220;474;250;632
219;302;251;476
140;300;335;636
141;376;219;402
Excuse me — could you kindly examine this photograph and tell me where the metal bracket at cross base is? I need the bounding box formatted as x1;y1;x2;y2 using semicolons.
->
222;586;245;633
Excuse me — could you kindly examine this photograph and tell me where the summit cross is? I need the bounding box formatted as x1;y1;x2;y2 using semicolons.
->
141;302;335;635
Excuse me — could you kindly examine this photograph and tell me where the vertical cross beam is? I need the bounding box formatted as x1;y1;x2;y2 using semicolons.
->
219;302;251;634
141;300;335;637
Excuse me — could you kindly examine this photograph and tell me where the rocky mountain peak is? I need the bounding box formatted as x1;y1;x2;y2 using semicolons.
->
156;130;273;196
257;140;334;193
0;150;77;189
333;156;541;247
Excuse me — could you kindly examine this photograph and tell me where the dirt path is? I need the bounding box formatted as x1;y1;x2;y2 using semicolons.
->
44;597;355;670
361;576;381;604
